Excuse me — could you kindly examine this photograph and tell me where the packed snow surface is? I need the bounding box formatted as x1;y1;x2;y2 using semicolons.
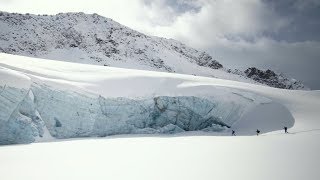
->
1;134;319;180
0;53;319;180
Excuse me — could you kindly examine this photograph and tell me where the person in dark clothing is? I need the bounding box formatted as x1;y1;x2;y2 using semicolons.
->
256;129;260;136
232;130;236;136
284;126;288;134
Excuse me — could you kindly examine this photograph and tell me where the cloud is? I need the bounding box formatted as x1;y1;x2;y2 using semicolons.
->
205;38;320;89
131;0;290;48
292;0;320;11
136;0;320;89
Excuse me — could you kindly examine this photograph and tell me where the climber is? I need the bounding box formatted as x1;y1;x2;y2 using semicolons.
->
232;130;236;136
256;129;260;136
284;126;288;134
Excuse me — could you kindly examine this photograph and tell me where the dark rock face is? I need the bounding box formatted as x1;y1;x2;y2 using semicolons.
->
197;52;223;69
245;68;277;80
244;67;306;90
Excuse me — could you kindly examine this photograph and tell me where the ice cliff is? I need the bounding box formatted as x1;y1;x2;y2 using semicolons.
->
0;81;269;145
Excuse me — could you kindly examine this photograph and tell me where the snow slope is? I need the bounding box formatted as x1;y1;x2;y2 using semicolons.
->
0;53;319;180
1;134;319;180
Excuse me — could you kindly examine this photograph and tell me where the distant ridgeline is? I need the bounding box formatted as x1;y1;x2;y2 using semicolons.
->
228;67;307;90
0;11;307;90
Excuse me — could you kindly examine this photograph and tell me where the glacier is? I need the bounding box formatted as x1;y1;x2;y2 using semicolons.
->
0;81;270;145
0;53;296;145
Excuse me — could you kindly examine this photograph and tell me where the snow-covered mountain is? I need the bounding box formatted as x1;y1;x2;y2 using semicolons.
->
0;11;307;89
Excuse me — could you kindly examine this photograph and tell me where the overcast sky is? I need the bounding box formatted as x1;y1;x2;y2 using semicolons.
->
1;0;319;89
